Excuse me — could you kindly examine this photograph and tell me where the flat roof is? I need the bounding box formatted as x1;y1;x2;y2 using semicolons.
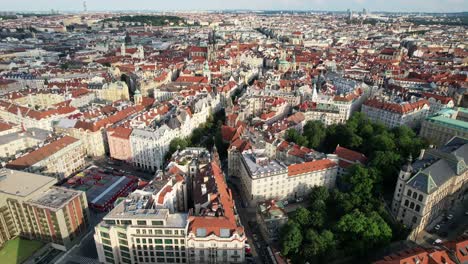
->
0;169;56;197
27;187;82;210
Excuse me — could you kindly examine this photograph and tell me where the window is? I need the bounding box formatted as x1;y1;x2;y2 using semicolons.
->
412;192;417;199
152;220;163;226
164;230;172;235
137;220;147;226
165;239;172;244
415;205;421;212
410;202;415;209
407;190;412;196
404;200;409;206
103;245;112;252
154;239;163;244
100;232;110;239
412;216;418;223
418;195;423;202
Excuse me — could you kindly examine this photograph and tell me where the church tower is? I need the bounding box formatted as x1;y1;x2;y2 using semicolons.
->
207;28;217;61
134;89;142;105
203;60;211;82
120;43;126;57
392;155;413;215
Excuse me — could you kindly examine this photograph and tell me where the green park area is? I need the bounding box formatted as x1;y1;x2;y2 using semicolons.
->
0;237;44;264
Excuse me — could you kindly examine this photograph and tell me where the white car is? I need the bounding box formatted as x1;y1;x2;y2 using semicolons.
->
447;214;454;220
295;197;304;203
434;224;441;231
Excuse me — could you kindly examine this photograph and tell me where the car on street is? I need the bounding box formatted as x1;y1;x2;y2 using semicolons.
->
434;224;441;231
295;197;304;203
446;214;454;220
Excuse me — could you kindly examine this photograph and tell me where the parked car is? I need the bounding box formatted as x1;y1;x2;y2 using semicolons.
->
434;224;441;231
446;214;454;220
295;197;304;203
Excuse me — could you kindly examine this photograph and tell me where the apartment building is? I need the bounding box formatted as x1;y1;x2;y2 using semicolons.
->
97;81;130;102
95;147;246;264
20;187;89;250
6;136;86;179
239;150;338;206
0;169;88;250
422;92;455;115
0;100;78;131
131;94;219;172
391;137;468;240
94;202;188;264
0;169;55;247
362;98;430;128
374;236;468;264
420;108;468;147
0;127;50;159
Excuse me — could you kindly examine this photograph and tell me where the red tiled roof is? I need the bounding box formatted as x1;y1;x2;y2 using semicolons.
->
334;145;367;164
188;158;243;238
110;126;132;139
0;121;13;132
158;185;173;204
364;99;429;115
422;92;453;105
288;159;337;177
7;136;80;169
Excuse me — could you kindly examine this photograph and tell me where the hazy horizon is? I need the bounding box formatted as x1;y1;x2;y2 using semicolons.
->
0;0;467;13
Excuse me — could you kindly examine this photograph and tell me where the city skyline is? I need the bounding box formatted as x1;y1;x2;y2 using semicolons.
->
1;0;467;13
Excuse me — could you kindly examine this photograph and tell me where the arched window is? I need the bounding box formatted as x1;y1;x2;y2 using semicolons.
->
407;190;412;196
418;195;423;202
412;192;418;199
415;205;421;212
404;200;409;206
412;216;418;223
410;202;415;209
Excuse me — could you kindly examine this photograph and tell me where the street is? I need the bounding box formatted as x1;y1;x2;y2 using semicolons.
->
55;211;107;264
90;157;155;181
419;195;468;246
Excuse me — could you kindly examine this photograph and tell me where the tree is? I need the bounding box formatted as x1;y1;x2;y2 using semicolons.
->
280;221;303;256
292;207;311;227
303;121;326;149
370;151;401;193
286;129;308;147
335;210;392;253
303;229;336;260
309;186;330;202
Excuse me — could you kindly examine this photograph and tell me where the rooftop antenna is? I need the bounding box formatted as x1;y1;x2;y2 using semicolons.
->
83;1;87;13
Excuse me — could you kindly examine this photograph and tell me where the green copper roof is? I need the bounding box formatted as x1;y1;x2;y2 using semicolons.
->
427;115;468;131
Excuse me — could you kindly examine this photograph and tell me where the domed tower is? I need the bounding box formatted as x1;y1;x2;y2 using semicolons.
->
134;89;142;105
203;60;211;81
392;155;413;215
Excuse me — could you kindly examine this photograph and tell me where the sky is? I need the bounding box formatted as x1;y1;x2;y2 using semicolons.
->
0;0;467;13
